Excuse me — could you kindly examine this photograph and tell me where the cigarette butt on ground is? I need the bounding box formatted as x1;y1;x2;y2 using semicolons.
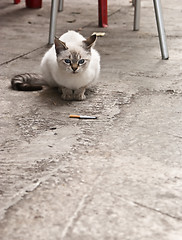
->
69;115;97;119
92;32;106;37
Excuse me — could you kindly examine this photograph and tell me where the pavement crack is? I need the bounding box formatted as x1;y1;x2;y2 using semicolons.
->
164;132;182;140
0;46;45;66
61;193;91;240
0;180;41;221
61;171;105;239
133;201;182;221
111;193;182;222
108;8;122;17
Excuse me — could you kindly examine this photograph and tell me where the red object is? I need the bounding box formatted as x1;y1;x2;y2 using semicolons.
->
14;1;107;27
14;0;21;4
26;0;42;8
98;0;108;27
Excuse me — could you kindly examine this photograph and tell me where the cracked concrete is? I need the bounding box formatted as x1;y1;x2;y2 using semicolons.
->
0;0;182;239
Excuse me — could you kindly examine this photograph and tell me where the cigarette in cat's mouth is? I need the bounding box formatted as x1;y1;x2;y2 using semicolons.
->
69;115;97;119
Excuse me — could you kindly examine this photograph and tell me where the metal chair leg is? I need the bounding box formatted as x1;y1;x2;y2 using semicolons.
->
58;0;64;12
49;0;59;45
153;0;169;59
133;0;141;31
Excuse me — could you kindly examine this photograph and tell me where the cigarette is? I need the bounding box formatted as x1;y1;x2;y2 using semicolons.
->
92;32;106;37
69;115;97;119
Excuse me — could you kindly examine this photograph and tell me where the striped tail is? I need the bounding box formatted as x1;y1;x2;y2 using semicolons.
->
11;73;46;91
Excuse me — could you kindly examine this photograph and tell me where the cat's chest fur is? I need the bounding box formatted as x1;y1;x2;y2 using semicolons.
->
40;31;100;90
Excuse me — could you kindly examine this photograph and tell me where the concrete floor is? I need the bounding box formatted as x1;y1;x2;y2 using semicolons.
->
1;0;182;239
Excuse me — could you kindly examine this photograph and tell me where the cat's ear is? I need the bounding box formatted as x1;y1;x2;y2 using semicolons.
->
83;34;97;50
54;36;68;55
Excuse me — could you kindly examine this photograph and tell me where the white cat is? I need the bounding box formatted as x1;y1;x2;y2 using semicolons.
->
11;31;100;101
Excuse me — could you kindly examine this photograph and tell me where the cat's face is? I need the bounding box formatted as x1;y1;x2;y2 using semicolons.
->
54;34;96;74
57;49;91;74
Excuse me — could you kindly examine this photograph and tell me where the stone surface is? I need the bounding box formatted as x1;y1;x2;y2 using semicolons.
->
0;0;182;239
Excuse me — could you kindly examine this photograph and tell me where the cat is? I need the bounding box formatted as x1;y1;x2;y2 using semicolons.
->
11;30;100;101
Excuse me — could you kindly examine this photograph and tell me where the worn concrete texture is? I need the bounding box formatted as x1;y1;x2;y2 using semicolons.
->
0;0;182;239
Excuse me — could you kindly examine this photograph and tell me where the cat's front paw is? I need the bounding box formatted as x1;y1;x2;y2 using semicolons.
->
73;87;86;101
60;87;74;101
61;94;74;101
74;93;86;101
59;87;86;101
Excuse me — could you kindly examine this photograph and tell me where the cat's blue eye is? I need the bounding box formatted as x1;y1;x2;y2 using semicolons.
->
64;59;71;64
78;59;85;65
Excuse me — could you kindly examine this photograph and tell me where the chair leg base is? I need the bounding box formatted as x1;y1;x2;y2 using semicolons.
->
98;0;108;27
133;0;169;59
49;0;59;45
14;0;21;4
58;0;64;12
153;0;169;60
133;0;141;31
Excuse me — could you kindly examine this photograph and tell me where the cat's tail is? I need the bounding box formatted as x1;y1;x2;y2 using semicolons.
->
11;73;47;91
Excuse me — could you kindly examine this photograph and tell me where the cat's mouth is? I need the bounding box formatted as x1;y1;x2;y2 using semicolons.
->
72;71;78;74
